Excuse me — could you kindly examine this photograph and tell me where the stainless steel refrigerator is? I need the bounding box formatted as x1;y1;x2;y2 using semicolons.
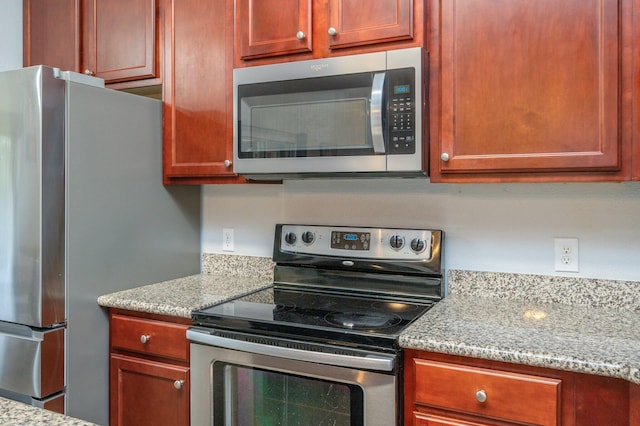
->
0;66;200;425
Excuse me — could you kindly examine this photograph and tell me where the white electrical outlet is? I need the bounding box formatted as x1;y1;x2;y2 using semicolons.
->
554;238;579;272
222;228;234;252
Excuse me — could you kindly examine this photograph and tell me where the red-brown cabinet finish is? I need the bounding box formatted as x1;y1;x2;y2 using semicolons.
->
23;0;161;89
235;0;424;66
110;354;189;426
237;0;312;60
23;0;81;72
405;350;634;426
82;0;161;87
162;0;244;184
428;0;634;182
108;311;191;426
633;0;640;180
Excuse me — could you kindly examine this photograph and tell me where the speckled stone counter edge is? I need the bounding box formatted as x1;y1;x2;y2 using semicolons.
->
448;269;639;312
400;269;640;385
0;397;97;426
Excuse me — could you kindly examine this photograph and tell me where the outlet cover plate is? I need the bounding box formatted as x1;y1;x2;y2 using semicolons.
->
554;238;578;272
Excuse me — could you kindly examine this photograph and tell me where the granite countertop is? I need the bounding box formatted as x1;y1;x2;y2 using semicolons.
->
97;273;273;318
97;254;640;386
0;398;97;426
399;270;640;385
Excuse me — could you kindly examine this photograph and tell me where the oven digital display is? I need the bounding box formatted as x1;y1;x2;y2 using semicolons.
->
331;231;370;250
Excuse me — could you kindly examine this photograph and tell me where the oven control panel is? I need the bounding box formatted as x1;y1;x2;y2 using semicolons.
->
279;224;437;260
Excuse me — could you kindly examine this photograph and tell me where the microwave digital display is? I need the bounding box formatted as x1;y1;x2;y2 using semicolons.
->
394;84;411;95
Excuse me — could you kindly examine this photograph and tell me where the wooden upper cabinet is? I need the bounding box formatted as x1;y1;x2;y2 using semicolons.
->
236;0;423;65
162;0;243;184
327;0;413;50
82;0;160;86
237;0;312;60
23;0;81;72
633;0;640;181
23;0;161;88
429;0;633;182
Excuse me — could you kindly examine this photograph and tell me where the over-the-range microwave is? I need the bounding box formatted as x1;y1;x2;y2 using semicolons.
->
233;47;427;180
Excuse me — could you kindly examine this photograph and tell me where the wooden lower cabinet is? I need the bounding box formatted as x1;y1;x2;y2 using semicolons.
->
110;354;189;426
405;350;633;426
108;310;191;426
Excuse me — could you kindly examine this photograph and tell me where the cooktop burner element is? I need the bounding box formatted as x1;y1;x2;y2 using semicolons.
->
324;311;402;330
191;224;444;351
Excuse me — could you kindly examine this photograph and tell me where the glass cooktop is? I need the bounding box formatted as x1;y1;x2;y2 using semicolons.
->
191;286;433;350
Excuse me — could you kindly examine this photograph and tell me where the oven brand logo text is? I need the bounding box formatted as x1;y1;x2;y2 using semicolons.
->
310;63;329;72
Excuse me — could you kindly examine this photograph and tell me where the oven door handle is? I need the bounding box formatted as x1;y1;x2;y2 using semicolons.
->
187;329;395;372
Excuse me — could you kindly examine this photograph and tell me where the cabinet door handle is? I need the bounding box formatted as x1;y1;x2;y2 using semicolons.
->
84;69;95;76
174;380;184;390
296;31;306;40
140;334;151;344
328;27;337;36
440;152;450;162
475;389;487;403
224;160;232;167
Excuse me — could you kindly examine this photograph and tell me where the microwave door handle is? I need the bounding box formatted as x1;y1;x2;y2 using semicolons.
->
370;72;386;154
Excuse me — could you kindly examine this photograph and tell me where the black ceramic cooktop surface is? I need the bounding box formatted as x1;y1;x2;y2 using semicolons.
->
192;286;433;349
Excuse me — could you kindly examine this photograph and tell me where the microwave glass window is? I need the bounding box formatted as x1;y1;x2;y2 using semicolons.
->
238;74;377;158
213;363;364;425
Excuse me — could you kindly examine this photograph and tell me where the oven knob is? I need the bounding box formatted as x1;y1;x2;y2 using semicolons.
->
301;231;314;244
410;238;426;253
389;235;405;250
284;232;297;245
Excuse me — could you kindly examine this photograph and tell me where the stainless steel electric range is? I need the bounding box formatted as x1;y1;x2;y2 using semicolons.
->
188;224;444;426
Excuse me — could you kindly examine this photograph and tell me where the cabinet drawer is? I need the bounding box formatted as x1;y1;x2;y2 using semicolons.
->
414;359;561;425
111;314;189;362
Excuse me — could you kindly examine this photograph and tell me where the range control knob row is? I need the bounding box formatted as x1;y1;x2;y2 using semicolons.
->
390;235;428;253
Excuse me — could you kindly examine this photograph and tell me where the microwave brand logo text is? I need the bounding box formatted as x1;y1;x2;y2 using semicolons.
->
310;63;329;72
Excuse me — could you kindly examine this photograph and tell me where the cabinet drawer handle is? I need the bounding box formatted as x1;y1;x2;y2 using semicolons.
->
475;389;487;403
174;380;184;390
296;31;306;40
328;27;337;36
140;335;151;344
440;152;450;162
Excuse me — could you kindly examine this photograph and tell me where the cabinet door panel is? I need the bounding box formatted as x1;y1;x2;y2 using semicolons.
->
23;0;80;71
414;412;489;426
110;354;189;426
431;0;622;178
163;0;241;183
238;0;312;59
83;0;158;83
328;0;413;49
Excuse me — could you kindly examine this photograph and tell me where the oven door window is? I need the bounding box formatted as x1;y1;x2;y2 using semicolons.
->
213;362;364;426
237;72;384;159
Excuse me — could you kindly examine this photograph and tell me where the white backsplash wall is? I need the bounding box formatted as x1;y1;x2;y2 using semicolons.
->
202;179;640;281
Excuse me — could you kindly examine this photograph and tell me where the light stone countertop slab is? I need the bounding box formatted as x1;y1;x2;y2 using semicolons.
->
399;270;640;385
97;273;273;318
0;398;97;426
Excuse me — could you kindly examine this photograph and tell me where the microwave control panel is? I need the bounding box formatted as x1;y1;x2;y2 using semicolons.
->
387;68;416;155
